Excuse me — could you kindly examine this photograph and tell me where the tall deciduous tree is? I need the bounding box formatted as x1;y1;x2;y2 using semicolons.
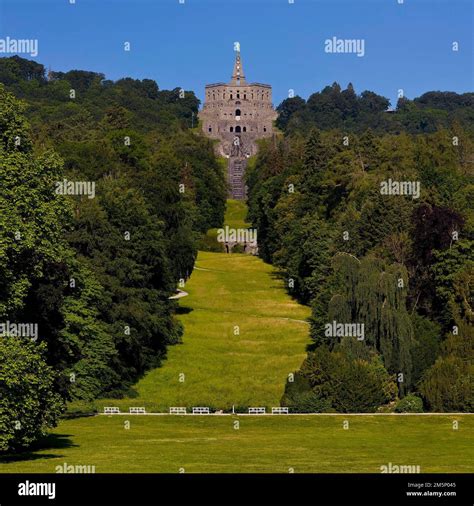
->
0;336;63;452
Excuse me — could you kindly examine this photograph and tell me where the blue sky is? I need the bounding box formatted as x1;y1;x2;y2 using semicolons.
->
0;0;472;107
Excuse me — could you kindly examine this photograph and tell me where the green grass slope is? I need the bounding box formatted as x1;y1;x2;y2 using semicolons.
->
132;251;310;411
224;199;249;229
2;415;472;473
95;199;310;412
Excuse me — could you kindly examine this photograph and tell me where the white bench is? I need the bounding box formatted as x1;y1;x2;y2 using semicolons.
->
272;407;289;414
129;407;146;414
192;407;210;414
104;407;120;414
248;407;266;414
169;407;187;415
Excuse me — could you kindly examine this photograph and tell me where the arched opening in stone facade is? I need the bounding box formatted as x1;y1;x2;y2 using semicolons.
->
235;109;241;117
235;126;241;133
243;127;247;132
230;126;234;132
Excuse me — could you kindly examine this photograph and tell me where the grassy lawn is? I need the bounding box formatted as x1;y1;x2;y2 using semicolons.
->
1;415;472;473
132;253;310;410
4;200;471;474
93;199;310;412
94;256;310;412
201;199;251;249
224;199;250;229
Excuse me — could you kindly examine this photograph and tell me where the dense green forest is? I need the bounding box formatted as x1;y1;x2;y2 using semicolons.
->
249;88;474;413
0;56;226;451
1;55;472;452
277;82;474;134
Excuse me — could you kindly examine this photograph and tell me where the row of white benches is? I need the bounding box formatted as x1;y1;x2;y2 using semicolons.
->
104;406;289;415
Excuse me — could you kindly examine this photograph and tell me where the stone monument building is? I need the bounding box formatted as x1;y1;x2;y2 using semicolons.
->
199;51;277;199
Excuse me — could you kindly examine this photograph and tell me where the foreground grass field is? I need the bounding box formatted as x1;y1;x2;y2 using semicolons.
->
2;415;472;473
4;201;471;474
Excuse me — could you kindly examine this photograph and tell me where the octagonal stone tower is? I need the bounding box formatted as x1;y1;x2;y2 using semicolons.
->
199;51;277;199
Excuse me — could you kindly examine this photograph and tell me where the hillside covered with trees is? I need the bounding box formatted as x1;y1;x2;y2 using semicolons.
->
248;88;473;413
276;82;474;135
1;55;472;454
0;56;226;451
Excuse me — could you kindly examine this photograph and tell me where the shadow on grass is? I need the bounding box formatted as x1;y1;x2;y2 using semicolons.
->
269;270;312;306
0;434;77;463
269;269;290;289
176;305;194;315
